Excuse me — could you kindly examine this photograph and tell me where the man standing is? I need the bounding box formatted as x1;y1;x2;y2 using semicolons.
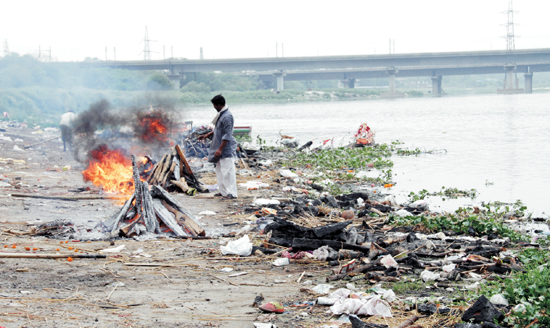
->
59;109;76;152
199;95;238;199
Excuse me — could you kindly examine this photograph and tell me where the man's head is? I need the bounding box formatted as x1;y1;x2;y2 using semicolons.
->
211;94;226;111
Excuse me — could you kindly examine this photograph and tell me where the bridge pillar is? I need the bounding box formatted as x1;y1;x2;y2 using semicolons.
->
387;69;397;93
497;64;524;94
431;75;443;97
524;72;533;94
380;68;406;98
342;78;356;88
166;73;182;89
273;71;286;91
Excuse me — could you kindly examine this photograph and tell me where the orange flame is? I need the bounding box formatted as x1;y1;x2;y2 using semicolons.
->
82;145;135;195
139;117;168;143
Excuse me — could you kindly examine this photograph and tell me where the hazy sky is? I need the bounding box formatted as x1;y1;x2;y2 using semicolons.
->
2;0;550;62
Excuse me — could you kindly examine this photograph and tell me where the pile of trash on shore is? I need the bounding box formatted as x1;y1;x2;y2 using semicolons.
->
2;117;549;328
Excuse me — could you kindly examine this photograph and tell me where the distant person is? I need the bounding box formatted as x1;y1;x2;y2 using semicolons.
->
59;109;76;152
2;112;10;120
198;95;238;199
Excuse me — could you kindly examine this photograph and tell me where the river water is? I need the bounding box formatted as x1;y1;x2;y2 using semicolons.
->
182;93;549;216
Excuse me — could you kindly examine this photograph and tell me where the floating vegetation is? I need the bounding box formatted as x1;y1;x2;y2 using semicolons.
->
283;143;394;171
387;205;527;241
408;187;478;201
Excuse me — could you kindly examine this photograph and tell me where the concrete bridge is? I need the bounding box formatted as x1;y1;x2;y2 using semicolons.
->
82;48;550;96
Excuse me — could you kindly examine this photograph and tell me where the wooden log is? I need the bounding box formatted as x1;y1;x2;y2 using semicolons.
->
104;194;135;234
151;185;194;219
0;253;107;259
162;200;204;236
10;193;127;201
149;154;167;184
152;199;186;237
172;157;181;181
311;221;352;239
396;316;420;328
290;238;370;253
154;154;172;186
151;185;205;236
161;161;176;185
141;182;160;233
23;136;59;149
120;217;140;236
326;263;376;281
175;144;193;176
131;155;144;220
171;179;189;193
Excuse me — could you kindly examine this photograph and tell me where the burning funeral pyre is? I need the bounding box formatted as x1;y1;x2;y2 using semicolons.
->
71;100;207;238
102;155;205;238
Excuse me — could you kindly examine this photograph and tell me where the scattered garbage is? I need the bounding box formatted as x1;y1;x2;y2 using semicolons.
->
259;302;285;314
272;258;290;266
220;235;253;256
461;295;504;324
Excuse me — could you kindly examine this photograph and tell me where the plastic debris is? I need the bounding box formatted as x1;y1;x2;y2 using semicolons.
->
99;245;126;253
272;258;290;266
312;284;333;294
239;180;270;190
279;169;299;179
253;199;281;206
420;270;440;282
220;235;253;256
198;210;216;215
380;254;398;269
259;302;284;314
489;294;509;306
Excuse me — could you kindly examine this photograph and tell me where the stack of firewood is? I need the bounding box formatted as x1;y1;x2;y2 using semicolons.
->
104;155;205;238
147;144;205;195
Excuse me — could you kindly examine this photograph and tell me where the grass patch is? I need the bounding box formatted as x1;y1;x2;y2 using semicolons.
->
389;279;425;295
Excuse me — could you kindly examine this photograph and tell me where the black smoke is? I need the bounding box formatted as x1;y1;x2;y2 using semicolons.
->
72;96;179;162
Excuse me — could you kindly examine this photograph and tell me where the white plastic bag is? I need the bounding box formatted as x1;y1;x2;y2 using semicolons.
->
253;199;280;206
272;258;289;266
420;270;440;282
99;245;126;253
220;235;252;256
442;264;456;273
279;169;299;179
490;294;509;306
380;254;398;269
312;284;333;294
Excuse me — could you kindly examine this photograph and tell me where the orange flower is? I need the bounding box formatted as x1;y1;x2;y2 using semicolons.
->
25;247;31;251
32;248;38;251
3;245;7;248
56;248;60;251
65;241;68;244
67;257;73;262
12;245;16;249
60;241;63;244
68;247;73;250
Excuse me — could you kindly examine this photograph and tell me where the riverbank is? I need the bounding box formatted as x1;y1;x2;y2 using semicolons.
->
1;123;548;327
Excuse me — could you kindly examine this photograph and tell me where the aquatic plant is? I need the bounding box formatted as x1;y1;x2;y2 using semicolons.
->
387;205;527;241
479;248;550;328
